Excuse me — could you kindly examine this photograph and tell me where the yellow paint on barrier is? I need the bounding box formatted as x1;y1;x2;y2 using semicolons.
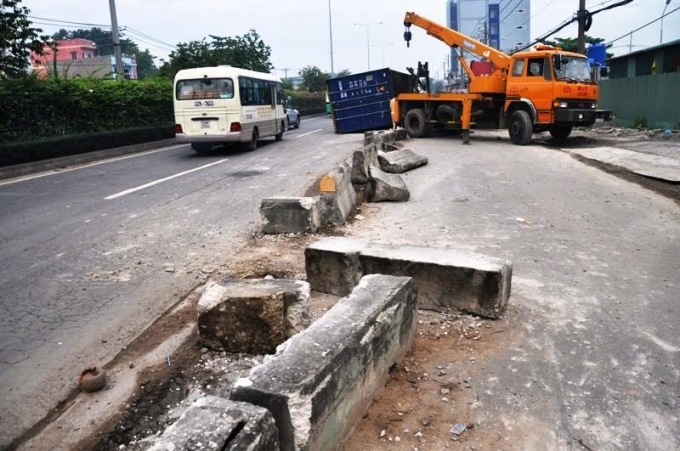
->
319;175;337;193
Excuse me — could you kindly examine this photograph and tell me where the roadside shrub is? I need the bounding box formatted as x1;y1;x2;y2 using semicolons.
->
0;125;175;167
0;76;173;144
632;116;648;129
285;89;325;115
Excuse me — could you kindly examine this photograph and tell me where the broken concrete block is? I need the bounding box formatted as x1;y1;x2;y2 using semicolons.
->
382;142;401;152
319;162;357;226
304;237;365;296
198;279;311;354
368;165;410;202
363;130;376;146
395;128;408;141
305;237;513;318
148;396;279;451
231;275;418;451
351;143;378;185
379;130;396;146
378;148;429;173
260;197;320;234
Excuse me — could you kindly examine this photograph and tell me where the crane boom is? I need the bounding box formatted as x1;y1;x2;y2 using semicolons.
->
403;11;512;71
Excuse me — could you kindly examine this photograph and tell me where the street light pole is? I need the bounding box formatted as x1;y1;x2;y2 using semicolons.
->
354;22;383;71
660;0;672;45
328;0;335;76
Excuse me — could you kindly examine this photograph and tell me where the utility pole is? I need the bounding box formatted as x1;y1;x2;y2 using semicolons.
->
660;0;672;45
108;0;124;80
280;68;291;79
328;0;335;76
577;0;587;54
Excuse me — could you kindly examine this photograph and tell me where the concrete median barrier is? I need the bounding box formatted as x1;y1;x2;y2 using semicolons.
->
318;162;357;226
260;197;320;234
305;237;513;318
230;275;418;451
148;396;279;451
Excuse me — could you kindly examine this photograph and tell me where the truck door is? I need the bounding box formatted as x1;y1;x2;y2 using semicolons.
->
522;57;553;124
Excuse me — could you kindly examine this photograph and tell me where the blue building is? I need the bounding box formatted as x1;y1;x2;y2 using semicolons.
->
446;0;531;78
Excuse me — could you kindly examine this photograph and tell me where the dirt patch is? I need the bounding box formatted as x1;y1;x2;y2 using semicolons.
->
343;310;520;451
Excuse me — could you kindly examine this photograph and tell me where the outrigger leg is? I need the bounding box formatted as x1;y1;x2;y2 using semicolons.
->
461;98;473;145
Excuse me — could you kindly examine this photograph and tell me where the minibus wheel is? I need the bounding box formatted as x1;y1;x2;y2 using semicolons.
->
246;129;258;151
275;121;285;141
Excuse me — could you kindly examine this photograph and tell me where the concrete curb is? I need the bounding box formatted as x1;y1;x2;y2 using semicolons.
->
231;274;418;451
0;138;178;181
148;396;279;451
305;237;513;318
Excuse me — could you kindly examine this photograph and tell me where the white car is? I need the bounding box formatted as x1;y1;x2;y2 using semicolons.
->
286;105;301;129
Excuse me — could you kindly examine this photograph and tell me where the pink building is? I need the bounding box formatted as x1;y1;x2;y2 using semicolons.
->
31;39;137;79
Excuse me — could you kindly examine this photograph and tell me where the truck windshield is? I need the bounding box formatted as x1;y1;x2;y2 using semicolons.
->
553;55;592;83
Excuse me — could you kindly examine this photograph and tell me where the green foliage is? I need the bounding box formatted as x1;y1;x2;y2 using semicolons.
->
299;66;329;92
281;78;294;90
159;30;273;79
543;35;614;60
285;89;325;113
0;76;173;143
632;116;648;129
334;69;351;78
135;49;158;79
0;0;49;79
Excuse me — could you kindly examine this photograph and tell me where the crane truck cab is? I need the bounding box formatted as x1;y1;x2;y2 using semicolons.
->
504;46;610;144
392;12;612;145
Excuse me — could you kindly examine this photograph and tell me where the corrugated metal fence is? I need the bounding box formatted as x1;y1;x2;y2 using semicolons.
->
599;73;680;129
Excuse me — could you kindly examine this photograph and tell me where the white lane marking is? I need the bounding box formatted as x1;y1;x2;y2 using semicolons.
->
296;129;323;138
0;144;188;187
303;117;325;122
105;159;228;200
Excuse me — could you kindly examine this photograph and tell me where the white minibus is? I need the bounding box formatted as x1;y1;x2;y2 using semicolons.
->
173;66;287;154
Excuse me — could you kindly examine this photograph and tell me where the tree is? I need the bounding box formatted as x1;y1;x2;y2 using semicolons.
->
159;30;273;79
0;0;48;78
299;66;329;92
135;49;158;79
543;35;614;60
335;69;351;78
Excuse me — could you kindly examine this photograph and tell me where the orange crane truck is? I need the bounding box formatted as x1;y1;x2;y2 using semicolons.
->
391;12;612;145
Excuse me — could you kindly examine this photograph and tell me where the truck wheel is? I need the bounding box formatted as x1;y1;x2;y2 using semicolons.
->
508;110;533;145
435;104;460;124
404;108;428;138
549;125;572;141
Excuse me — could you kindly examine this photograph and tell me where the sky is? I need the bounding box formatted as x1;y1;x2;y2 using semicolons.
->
25;0;680;79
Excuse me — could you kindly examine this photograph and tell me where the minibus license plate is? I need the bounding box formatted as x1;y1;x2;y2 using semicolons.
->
200;120;211;129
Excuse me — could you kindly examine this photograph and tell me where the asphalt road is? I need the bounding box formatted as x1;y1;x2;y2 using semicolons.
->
0;115;360;447
348;132;680;450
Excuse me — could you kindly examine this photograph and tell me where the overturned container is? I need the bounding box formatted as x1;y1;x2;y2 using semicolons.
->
327;68;411;134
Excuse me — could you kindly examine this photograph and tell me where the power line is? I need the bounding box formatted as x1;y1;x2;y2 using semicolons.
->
124;27;176;49
606;6;680;45
29;15;175;51
500;0;524;24
28;16;110;28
